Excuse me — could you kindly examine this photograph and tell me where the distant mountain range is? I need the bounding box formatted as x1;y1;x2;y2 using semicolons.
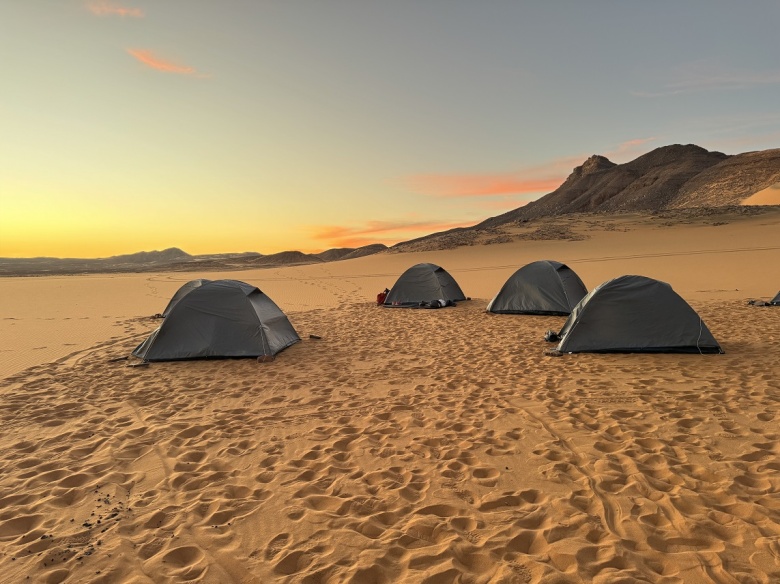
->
2;144;778;275
0;244;388;277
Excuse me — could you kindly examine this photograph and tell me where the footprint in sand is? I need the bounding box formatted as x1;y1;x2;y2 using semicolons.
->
158;545;206;579
265;532;291;560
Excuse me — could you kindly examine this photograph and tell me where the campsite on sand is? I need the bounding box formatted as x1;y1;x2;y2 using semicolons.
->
1;209;780;583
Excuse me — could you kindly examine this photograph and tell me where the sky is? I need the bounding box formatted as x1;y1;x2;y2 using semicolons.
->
2;1;779;258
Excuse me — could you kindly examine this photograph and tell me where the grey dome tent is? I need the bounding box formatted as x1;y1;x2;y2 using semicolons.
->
384;263;466;307
161;278;210;317
556;275;723;354
133;279;300;361
772;291;780;305
487;260;587;315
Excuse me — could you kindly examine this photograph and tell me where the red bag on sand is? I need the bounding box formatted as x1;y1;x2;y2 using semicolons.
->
377;292;387;305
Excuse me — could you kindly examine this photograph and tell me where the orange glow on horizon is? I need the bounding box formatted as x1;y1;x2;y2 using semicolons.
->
308;219;476;249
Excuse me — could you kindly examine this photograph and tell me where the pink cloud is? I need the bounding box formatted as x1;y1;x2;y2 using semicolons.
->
402;154;583;199
309;219;475;248
312;138;664;249
402;138;659;201
405;174;564;198
127;49;199;75
88;1;143;17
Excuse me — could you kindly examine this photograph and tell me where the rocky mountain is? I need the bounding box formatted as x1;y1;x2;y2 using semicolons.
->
315;248;357;262
244;244;391;267
390;144;780;252
314;244;389;262
477;144;780;229
340;244;389;260
245;251;325;267
110;247;192;264
670;149;780;208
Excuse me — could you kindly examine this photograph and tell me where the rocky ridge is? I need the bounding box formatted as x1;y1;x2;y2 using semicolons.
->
392;144;780;252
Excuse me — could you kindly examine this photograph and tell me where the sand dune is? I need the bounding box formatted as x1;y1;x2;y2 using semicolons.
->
1;210;780;583
743;184;780;206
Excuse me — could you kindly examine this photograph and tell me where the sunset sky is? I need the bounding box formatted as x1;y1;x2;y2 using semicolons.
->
2;1;779;257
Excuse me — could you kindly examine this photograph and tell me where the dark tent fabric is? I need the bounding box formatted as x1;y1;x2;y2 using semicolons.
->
556;275;723;354
486;260;587;315
772;291;780;305
161;279;210;317
133;279;300;361
384;263;466;308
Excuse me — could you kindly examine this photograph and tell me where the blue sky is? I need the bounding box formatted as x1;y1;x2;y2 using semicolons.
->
2;1;779;257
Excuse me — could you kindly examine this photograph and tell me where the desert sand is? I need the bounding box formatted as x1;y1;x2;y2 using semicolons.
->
742;184;780;206
1;210;780;583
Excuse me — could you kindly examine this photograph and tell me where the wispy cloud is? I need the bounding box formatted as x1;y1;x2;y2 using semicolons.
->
127;49;202;76
402;156;580;199
403;147;629;200
402;137;658;205
87;1;143;17
309;219;474;248
313;137;665;249
633;62;780;98
405;174;564;198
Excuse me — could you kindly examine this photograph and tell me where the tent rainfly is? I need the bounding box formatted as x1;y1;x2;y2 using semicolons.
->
556;275;723;354
161;278;210;317
133;279;300;361
384;263;466;307
487;260;587;315
771;291;780;305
